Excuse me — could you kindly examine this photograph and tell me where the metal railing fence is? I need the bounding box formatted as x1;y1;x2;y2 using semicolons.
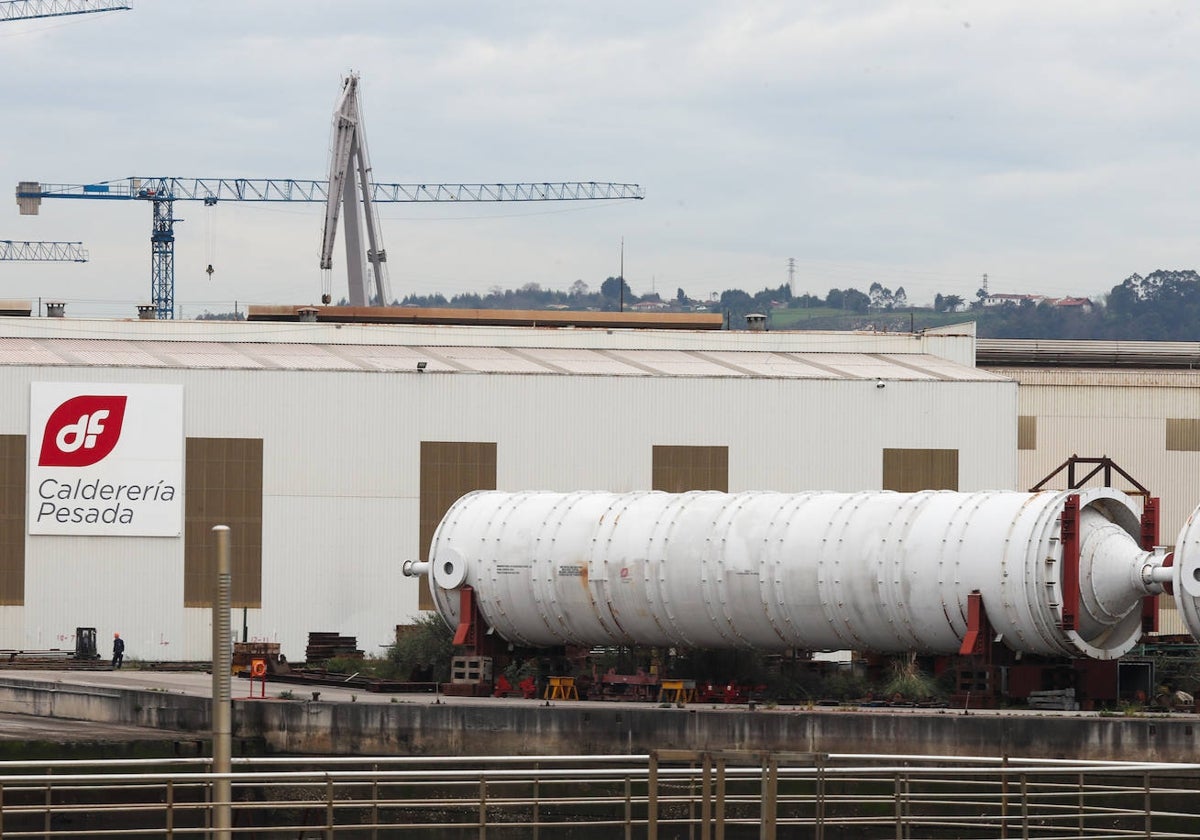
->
0;752;1197;838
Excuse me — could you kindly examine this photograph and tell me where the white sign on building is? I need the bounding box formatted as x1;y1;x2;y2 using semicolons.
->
27;382;183;537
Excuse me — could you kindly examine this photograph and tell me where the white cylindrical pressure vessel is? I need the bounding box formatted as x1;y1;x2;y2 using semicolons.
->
428;489;1162;660
1168;505;1200;641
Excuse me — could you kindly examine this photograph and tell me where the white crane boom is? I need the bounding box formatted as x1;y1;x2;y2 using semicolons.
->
321;74;390;306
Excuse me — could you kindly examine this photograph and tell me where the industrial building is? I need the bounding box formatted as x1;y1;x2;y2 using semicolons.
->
0;315;1014;661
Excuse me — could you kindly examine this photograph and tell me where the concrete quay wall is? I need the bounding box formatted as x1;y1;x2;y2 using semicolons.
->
1;677;1198;762
241;701;1200;762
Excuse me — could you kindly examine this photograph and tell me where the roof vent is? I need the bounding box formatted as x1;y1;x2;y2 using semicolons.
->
136;304;155;320
45;301;66;318
745;313;767;332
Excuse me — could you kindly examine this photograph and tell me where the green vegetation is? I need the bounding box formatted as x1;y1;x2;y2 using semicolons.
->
882;654;940;702
387;614;454;683
313;614;455;683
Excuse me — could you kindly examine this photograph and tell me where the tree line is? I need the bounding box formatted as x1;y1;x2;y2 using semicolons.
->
195;268;1200;341
785;270;1200;340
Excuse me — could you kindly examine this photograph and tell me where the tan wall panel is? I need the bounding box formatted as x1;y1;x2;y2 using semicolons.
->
1018;416;1037;451
0;436;25;605
652;445;729;492
184;438;263;608
419;442;497;610
1166;418;1200;452
883;448;959;492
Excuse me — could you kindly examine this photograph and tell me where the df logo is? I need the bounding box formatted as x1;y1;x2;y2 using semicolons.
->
38;395;128;467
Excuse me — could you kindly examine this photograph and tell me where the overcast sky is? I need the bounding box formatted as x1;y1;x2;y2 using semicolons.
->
2;2;1199;317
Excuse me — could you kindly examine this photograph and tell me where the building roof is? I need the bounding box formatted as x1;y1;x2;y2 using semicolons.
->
247;304;720;329
977;338;1200;369
0;316;1002;382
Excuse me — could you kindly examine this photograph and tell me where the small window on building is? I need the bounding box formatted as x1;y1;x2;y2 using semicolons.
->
1018;416;1037;451
1166;419;1200;452
652;445;729;493
882;448;959;492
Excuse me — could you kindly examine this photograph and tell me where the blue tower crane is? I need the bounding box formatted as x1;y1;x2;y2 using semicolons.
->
15;177;645;319
0;1;129;22
0;239;87;261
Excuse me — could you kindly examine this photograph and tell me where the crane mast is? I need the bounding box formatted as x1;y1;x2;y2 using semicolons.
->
321;74;389;306
0;0;129;21
0;240;87;262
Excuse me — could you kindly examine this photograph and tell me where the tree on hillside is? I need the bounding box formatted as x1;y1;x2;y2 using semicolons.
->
937;294;964;313
1102;270;1200;341
720;288;754;310
600;276;632;305
869;282;892;310
843;288;870;313
788;293;823;309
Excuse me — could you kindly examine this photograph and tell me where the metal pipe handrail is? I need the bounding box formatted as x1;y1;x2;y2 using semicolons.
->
0;752;1196;839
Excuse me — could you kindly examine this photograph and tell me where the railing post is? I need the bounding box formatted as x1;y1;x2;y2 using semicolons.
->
479;776;487;840
689;759;697;840
894;773;903;840
371;771;379;840
760;755;777;840
325;776;334;840
715;757;727;840
44;767;52;840
1020;774;1029;840
624;776;632;840
166;779;174;838
648;752;659;840
701;753;712;840
813;753;826;840
1144;771;1153;839
1078;772;1085;835
532;771;540;840
1001;756;1009;839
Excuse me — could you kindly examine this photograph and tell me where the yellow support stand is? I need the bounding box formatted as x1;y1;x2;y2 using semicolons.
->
544;676;579;700
657;679;696;704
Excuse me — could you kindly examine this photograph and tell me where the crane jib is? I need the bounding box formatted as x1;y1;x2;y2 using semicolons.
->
17;179;645;203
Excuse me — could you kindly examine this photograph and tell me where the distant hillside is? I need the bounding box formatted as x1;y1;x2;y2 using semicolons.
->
392;269;1200;341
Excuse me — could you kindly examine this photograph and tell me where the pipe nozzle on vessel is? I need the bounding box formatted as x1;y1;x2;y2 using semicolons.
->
401;560;429;577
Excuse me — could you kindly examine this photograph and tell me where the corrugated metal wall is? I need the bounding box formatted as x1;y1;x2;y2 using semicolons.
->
0;362;1016;661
